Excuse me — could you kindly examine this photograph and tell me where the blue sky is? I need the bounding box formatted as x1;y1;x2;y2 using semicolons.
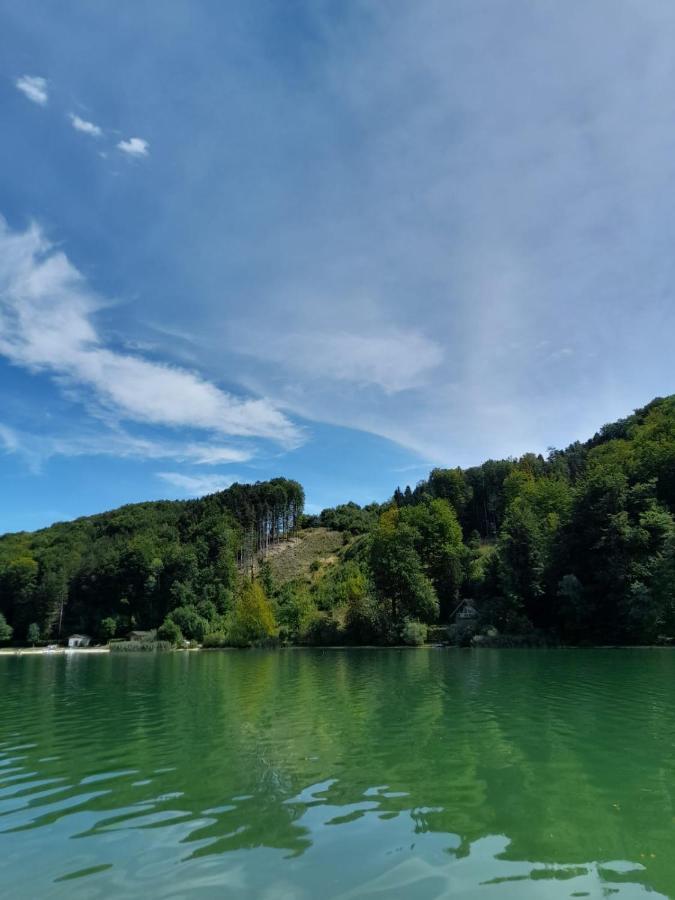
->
1;0;674;534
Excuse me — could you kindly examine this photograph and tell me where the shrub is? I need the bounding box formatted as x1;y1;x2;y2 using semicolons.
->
202;632;227;648
0;613;12;643
153;641;173;652
426;625;449;644
158;619;183;646
275;582;315;643
109;640;172;652
344;590;382;644
300;610;344;646
402;620;427;646
228;580;277;647
167;606;208;642
314;562;369;612
100;617;118;641
447;621;480;647
27;622;41;646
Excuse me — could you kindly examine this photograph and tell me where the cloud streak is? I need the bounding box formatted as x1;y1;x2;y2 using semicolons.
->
69;113;102;137
15;75;48;105
0;216;300;449
0;421;253;472
238;327;443;394
117;137;149;157
156;471;236;496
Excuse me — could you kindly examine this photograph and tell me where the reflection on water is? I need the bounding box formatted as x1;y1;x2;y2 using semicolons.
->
1;649;674;898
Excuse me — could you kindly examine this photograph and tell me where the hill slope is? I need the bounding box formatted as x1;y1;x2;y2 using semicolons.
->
1;395;675;647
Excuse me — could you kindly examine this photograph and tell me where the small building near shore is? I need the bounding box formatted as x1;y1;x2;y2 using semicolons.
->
452;599;478;622
68;634;91;648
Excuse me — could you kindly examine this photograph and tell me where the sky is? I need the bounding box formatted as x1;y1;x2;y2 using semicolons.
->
1;0;674;534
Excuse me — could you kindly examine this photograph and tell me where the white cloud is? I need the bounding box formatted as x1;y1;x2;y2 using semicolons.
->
0;421;253;472
0;423;21;454
69;113;102;137
157;471;236;496
117;137;149;157
0;216;301;448
177;0;675;466
241;327;443;394
181;443;250;464
15;75;48;105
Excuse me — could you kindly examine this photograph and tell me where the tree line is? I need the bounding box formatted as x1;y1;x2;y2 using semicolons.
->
272;395;675;646
0;478;303;646
1;396;675;647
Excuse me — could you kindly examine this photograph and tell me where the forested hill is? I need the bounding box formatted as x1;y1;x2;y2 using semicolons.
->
1;395;675;648
0;479;304;644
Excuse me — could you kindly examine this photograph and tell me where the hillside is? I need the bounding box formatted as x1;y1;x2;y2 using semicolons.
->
1;395;675;648
265;528;347;584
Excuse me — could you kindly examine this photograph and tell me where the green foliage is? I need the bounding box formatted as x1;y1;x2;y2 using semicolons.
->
344;589;381;644
314;561;369;611
299;610;343;646
109;640;173;652
400;499;465;616
3;397;675;647
167;606;208;642
157;619;183;646
258;560;275;597
100;617;118;641
275;582;315;643
370;510;439;625
497;497;545;620
319;502;379;534
555;574;587;639
202;632;227;648
228;579;277;647
401;620;427;645
427;468;473;516
0;612;12;643
0;478;301;645
27;622;41;646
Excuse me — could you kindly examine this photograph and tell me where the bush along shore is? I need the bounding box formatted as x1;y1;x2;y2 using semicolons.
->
2;395;675;650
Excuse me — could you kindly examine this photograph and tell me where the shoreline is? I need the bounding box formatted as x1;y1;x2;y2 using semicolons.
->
2;643;674;657
0;647;110;656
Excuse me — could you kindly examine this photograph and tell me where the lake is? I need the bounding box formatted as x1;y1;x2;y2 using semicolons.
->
1;649;674;898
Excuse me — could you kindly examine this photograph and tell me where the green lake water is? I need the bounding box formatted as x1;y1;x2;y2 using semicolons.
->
2;649;675;899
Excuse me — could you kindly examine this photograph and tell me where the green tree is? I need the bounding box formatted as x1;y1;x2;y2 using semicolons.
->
401;499;465;618
276;582;315;643
498;498;545;624
401;620;427;645
168;606;209;642
0;613;12;643
27;622;40;646
158;618;183;645
100;617;118;641
370;510;439;627
428;468;473;516
229;580;277;647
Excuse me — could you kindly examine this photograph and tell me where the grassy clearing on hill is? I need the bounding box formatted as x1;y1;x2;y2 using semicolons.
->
266;528;349;585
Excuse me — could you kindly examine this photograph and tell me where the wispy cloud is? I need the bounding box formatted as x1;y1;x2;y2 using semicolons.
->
0;421;252;473
69;113;102;137
15;75;48;105
117;137;149;157
0;423;21;454
0;216;301;448
156;471;236;496
239;327;443;394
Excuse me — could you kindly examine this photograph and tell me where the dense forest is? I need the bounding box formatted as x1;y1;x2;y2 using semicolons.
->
1;395;675;648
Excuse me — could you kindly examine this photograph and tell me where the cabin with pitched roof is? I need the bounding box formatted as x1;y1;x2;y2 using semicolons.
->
451;599;478;623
